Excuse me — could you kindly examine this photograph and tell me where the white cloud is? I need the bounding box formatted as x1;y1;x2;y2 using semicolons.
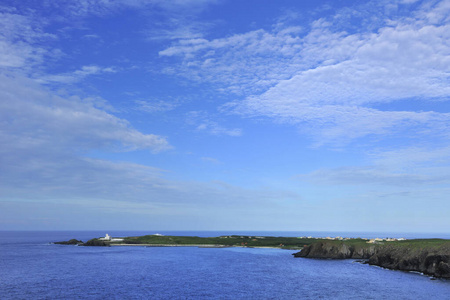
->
0;8;55;70
418;0;450;24
50;0;220;42
0;74;171;153
159;28;306;94
160;0;450;145
230;85;450;146
38;65;117;84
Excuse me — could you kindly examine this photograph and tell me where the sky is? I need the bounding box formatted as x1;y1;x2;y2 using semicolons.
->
1;0;450;233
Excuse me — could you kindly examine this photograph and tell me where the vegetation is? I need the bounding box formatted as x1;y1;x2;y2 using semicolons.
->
297;238;450;250
106;235;333;249
387;239;450;249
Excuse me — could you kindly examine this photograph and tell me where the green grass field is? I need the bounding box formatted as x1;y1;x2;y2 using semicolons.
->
107;235;328;249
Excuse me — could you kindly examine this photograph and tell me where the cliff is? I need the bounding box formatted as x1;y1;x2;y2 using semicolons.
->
368;244;450;278
294;240;450;278
293;241;376;259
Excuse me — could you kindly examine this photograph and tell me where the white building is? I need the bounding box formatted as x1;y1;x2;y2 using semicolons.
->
99;234;111;241
99;234;124;242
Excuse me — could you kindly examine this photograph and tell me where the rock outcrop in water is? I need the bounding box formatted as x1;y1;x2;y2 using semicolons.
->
294;241;450;278
54;239;84;245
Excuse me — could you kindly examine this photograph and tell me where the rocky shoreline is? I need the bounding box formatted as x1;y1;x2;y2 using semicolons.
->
294;241;450;279
54;238;111;246
53;239;84;245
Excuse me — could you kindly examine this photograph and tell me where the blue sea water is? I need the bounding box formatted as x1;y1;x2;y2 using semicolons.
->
1;231;450;299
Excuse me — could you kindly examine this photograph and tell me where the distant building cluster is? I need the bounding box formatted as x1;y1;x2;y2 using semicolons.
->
219;236;265;239
366;237;406;244
298;236;407;243
298;236;352;240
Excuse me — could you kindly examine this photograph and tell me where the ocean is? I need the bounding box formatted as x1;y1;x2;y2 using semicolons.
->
1;231;450;299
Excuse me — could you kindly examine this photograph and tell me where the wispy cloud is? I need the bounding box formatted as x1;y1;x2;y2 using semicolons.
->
159;28;306;94
0;8;56;71
134;99;178;113
186;110;242;136
146;19;215;41
38;65;117;84
303;166;447;186
301;145;450;187
45;0;219;18
0;74;172;153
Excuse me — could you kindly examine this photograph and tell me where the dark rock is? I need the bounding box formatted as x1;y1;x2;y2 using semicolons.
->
368;247;450;278
81;239;109;246
54;239;83;245
353;259;369;264
293;242;375;259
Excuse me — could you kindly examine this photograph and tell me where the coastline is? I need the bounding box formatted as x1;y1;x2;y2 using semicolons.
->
294;239;450;279
111;244;231;248
54;233;450;278
110;243;294;249
10;231;450;299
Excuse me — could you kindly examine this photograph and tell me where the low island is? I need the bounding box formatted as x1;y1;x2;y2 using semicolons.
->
55;233;316;249
55;233;450;278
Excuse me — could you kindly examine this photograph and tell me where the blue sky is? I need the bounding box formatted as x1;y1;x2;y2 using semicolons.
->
1;0;450;232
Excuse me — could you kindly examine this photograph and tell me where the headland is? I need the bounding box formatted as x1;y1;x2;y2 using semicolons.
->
294;238;450;278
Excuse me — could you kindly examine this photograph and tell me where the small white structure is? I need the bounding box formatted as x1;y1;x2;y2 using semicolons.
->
99;234;111;241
